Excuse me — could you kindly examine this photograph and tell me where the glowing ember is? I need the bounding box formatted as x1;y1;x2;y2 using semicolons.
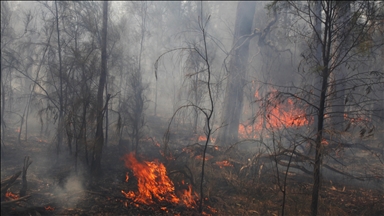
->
5;191;19;199
215;160;233;168
343;113;370;125
197;135;216;143
321;138;328;146
45;206;55;211
125;172;129;182
195;154;213;161
121;153;198;208
198;135;206;142
207;205;218;214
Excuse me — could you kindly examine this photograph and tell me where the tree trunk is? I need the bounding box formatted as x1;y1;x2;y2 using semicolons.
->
105;80;109;148
91;1;108;178
331;2;350;132
216;1;256;146
55;0;64;157
311;2;333;215
311;1;323;133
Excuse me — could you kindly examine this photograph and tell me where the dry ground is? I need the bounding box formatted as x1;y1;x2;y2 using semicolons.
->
1;117;383;215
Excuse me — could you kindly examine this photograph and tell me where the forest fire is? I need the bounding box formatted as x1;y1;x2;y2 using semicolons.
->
121;153;198;209
239;97;311;139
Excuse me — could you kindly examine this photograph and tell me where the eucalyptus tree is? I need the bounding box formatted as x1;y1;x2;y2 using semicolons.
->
216;1;256;146
262;1;384;215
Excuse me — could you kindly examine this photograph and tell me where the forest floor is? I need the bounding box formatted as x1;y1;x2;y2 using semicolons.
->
1;117;383;215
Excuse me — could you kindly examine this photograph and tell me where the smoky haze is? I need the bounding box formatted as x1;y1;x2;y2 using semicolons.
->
1;1;383;215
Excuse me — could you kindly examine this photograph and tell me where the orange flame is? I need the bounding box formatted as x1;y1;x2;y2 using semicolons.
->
5;191;19;199
121;153;198;208
238;98;311;139
198;135;206;142
197;135;216;144
125;172;129;182
215;160;233;168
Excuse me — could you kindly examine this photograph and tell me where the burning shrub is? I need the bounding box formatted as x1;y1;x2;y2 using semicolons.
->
121;153;198;208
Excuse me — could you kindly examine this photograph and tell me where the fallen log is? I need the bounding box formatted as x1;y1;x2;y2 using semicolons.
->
1;171;22;198
1;195;30;206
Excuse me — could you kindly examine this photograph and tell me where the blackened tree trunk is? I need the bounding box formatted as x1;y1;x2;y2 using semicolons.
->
216;1;256;146
55;0;64;156
105;80;109;148
311;2;333;214
91;1;108;178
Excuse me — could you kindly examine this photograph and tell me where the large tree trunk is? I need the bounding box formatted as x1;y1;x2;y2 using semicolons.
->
91;1;108;178
216;1;256;146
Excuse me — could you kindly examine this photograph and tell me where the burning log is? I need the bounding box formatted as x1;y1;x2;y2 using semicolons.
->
1;195;31;206
1;171;21;200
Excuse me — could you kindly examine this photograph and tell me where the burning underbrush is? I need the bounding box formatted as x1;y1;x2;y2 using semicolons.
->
239;95;312;139
1;115;383;215
121;153;198;210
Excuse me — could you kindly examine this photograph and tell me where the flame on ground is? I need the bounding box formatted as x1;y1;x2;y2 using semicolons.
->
125;172;129;182
5;191;19;199
45;206;55;211
121;153;198;208
215;160;233;168
195;154;213;161
197;135;216;144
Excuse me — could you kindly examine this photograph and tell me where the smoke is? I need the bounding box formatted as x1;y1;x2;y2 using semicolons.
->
52;171;85;208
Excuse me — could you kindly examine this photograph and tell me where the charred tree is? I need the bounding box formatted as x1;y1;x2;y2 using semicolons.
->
19;156;32;197
55;0;64;156
91;1;108;178
216;1;256;146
